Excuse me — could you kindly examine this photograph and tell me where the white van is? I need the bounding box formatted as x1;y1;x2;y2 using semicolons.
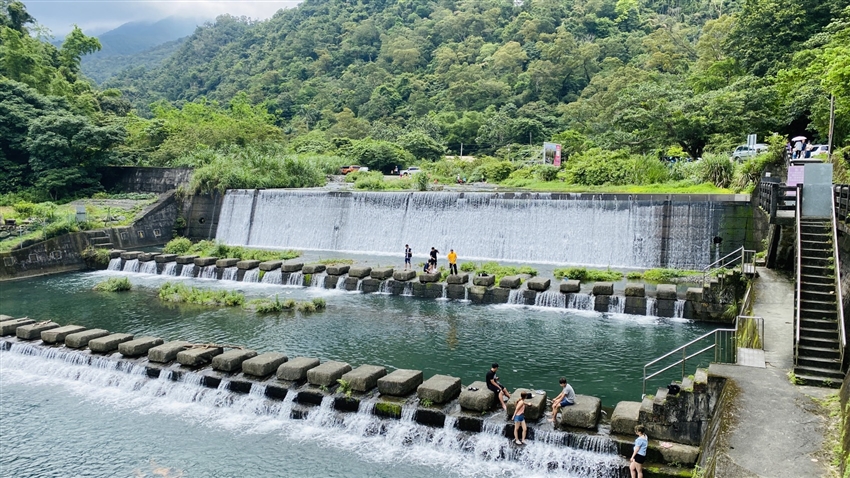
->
731;144;768;161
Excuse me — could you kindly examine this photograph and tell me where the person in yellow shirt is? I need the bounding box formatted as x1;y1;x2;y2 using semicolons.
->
448;249;458;275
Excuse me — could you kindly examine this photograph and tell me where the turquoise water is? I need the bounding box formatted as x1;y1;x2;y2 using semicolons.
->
0;270;715;477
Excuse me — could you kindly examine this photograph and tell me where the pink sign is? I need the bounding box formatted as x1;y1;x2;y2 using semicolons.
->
554;144;562;167
786;166;804;197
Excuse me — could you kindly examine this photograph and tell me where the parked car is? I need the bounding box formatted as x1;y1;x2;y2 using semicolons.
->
810;144;829;156
340;165;363;174
731;144;768;161
399;167;421;176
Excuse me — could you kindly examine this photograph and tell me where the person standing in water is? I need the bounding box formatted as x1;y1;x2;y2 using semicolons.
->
513;391;530;445
429;247;439;272
404;244;412;270
448;249;458;275
630;425;648;478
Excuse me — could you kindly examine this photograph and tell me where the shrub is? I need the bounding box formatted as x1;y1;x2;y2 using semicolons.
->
460;262;476;272
163;237;193;254
698;154;734;188
473;261;538;282
641;268;701;282
415;172;429;191
480;161;516;182
560;148;632;185
296;301;318;313
12;201;37;219
158;282;244;307
554;267;623;281
93;277;132;292
82;247;110;269
311;297;327;310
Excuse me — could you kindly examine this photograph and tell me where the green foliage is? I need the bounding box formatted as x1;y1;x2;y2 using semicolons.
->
158;282;244;307
243;295;319;314
81;246;110;269
336;378;353;398
317;258;355;266
469;261;538;283
554;267;624;282
414;172;429;191
341;138;414;173
164;238;301;261
162;237;192;255
698;154;734;189
420;398;434;408
92;277;132;292
459;262;476;273
639;269;701;282
349;170;410;191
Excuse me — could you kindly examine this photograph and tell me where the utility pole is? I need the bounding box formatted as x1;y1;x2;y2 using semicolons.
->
460;143;463;158
828;94;836;159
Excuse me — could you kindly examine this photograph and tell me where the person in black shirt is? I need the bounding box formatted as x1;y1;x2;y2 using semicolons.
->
428;247;439;273
486;363;511;411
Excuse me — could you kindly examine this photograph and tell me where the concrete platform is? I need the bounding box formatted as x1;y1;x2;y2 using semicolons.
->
118;336;164;357
378;369;423;396
560;280;580;293
417;374;461;404
392;270;416;281
307;361;352;387
211;349;258;372
176;346;223;367
0;318;35;336
65;329;109;348
216;258;239;268
525;277;550;291
148;340;191;363
610;401;641;435
655;284;677;299
242;352;288;377
419;273;440;283
16;321;59;340
279;262;302;272
592;282;613;295
260;260;283;271
237;260;261;270
458;381;494;412
506;388;547;421
277;357;320;381
89;333;134;353
341;364;387;392
326;265;349;275
40;325;87;344
348;266;371;278
472;274;495;287
370;268;393;280
557;394;600;429
498;276;521;289
302;264;326;274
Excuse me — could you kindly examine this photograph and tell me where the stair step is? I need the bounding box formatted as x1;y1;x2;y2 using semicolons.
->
640;396;654;414
792;373;842;388
800;327;840;339
797;344;841;359
653;388;668;405
95;243;114;249
800;318;839;330
680;376;694;392
801;274;835;283
801;283;837;294
793;365;845;381
800;309;838;319
796;355;842;370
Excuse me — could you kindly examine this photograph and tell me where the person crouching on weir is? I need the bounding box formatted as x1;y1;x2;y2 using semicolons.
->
486;363;511;411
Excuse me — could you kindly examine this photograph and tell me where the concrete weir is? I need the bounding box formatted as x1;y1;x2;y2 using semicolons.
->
0;315;708;476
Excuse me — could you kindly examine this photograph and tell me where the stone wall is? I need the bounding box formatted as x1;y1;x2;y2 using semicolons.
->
182;193;223;241
99;166;192;194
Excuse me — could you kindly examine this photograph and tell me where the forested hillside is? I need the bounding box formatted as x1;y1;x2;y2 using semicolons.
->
1;0;849;202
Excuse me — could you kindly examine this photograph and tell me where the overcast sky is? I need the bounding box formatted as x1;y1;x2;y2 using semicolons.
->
23;0;302;36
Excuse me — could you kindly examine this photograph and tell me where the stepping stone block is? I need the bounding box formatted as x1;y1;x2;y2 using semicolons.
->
89;333;134;353
237;260;260;270
176;255;198;264
526;277;551;291
417;374;461;404
506;388;547;421
139;252;159;261
212;349;258;373
419;273;441;283
341;365;387;392
370;268;393;280
155;254;177;263
656;284;677;299
118;337;164;357
216;258;239;268
459;381;494;412
625;283;645;297
0;315;13;321
326;265;349;275
17;322;59;340
120;251;142;260
65;329;109;348
592;282;614;295
307;361;352;387
242;352;288;377
148;341;192;363
611;401;642;435
176;346;222;367
393;270;416;281
0;318;35;336
260;260;283;271
378;369;423;397
302;264;326;274
686;287;703;301
560;280;580;293
194;256;217;266
557;394;601;430
109;250;125;259
277;357;320;381
446;273;469;284
499;276;521;289
279;262;302;272
473;275;495;287
41;325;87;344
348;266;371;279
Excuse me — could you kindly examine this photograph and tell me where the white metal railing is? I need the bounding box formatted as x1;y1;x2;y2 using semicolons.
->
831;187;846;367
702;246;757;285
795;184;802;365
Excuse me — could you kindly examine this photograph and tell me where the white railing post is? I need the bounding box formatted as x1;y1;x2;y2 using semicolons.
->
795;185;802;364
831;187;846;367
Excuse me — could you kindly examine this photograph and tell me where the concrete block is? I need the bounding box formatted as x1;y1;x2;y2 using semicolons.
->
0;315;13;321
65;329;109;348
155;254;177;263
176;255;198;264
237;260;261;270
624;297;647;315
686;287;703;302
212;349;258;372
120;251;142;260
419;272;441;283
109;249;125;259
89;333;134;353
393;270;416;281
0;318;35;336
417;374;461;404
499;276;521;289
216;258;239;268
611;401;642;435
139;252;160;261
360;278;382;293
341;365;387;392
118;336;165;357
16;321;60;340
473;274;495;287
277;357;320;381
307;361;352;387
302;264;325;274
459;381;494;412
625;283;646;297
378;369;423;396
242;352;288;377
526;277;551;291
194;256;217;266
558;394;601;429
260;260;283;271
41;325;87;344
446;273;469;284
349;266;371;279
592;282;614;295
148;340;192;363
656;284;677;299
446;284;467;300
560;280;581;293
326;265;350;275
176;346;223;367
370;267;393;280
280;262;302;272
506;388;547;421
594;295;609;312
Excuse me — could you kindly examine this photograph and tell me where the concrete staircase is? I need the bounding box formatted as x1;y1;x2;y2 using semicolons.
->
793;219;844;387
85;230;113;249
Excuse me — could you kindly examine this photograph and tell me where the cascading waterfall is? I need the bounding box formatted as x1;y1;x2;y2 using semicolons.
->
162;262;178;276
608;296;626;314
215;190;743;269
535;290;566;308
567;293;594;311
1;343;629;477
507;289;524;305
107;258;122;271
402;282;414;296
180;264;196;277
377;280;392;294
335;275;348;290
674;299;686;318
139;261;157;275
355;279;364;292
646;298;657;316
222;267;239;281
309;272;327;288
122;259;140;273
462;287;470;302
259;269;281;284
286;272;304;286
242;269;260;283
438;284;448;301
199;265;217;279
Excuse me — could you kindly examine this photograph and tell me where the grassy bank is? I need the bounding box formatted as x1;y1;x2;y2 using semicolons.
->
163;238;300;261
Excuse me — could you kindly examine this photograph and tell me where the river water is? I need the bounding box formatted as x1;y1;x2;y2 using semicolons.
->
0;270;714;477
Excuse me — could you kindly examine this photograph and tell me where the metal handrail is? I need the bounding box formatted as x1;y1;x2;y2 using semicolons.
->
739;282;754;317
702;246;755;284
831;186;846;367
795;184;802;364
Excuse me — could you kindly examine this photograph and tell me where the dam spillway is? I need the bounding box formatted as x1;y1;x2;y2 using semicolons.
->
214;190;753;269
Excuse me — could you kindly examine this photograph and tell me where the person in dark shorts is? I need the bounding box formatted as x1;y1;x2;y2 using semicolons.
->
630;424;648;478
512;391;529;445
548;377;575;422
429;247;439;272
404;244;412;270
485;363;511;411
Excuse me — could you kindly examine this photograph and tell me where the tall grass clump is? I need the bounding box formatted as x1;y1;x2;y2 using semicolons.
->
93;277;132;292
158;282;244;307
697;153;734;188
554;267;623;281
162;238;300;261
